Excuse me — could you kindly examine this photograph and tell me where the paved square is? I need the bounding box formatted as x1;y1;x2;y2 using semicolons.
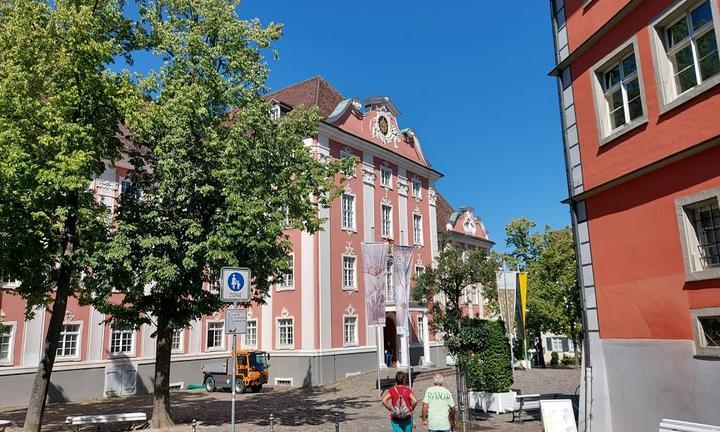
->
0;367;579;431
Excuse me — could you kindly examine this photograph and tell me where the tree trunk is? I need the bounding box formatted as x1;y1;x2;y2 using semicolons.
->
150;316;175;428
24;192;78;432
535;331;546;368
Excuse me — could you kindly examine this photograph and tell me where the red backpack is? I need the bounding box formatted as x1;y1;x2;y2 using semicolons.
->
390;386;412;420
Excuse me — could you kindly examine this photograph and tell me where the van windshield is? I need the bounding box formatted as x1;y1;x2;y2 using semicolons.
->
249;352;266;371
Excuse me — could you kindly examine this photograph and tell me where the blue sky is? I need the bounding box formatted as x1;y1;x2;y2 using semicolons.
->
125;0;570;249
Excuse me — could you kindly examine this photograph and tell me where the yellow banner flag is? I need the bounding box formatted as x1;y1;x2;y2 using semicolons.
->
518;272;528;326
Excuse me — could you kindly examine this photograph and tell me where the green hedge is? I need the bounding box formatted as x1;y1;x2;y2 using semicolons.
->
457;318;513;393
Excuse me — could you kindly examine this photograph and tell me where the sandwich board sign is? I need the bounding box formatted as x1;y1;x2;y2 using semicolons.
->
225;308;247;335
540;399;577;432
221;267;251;303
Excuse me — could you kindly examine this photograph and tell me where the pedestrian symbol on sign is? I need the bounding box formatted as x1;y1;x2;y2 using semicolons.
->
228;272;244;292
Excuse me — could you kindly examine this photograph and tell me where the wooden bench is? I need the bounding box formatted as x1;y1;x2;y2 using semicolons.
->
65;412;147;432
660;419;720;432
512;393;541;423
0;420;13;432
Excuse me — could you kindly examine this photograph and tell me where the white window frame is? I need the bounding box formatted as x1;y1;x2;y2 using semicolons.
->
0;276;20;289
591;37;648;145
413;213;424;245
381;203;393;239
415;265;425;278
343;315;358;347
650;0;720;113
412;177;422;199
0;322;17;366
206;321;225;352
342;255;357;291
171;329;184;353
269;104;281;122
341;192;356;232
276;317;295;349
276;253;295;291
380;165;393;189
109;327;136;357
550;337;564;352
675;188;720;281
244;319;258;348
56;322;82;361
691;307;720;357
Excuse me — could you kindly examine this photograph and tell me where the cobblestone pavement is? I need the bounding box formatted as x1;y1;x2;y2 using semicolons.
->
0;367;579;431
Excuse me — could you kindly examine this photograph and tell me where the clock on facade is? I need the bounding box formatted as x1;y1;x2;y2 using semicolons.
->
378;115;389;136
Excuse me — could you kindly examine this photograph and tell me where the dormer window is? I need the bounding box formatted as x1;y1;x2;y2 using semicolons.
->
269;104;281;122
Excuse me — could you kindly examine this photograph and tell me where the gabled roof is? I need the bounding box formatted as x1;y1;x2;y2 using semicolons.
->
265;76;345;118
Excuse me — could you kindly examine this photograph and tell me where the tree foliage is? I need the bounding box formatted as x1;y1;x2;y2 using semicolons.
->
83;0;352;426
412;247;497;356
504;218;581;365
459;318;513;393
0;0;135;429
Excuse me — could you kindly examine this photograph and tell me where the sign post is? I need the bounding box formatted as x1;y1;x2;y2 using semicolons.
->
221;267;251;432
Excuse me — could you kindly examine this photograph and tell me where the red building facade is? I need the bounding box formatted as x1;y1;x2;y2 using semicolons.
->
550;0;720;430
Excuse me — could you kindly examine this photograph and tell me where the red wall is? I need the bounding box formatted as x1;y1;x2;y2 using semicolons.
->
570;0;720;190
588;145;720;340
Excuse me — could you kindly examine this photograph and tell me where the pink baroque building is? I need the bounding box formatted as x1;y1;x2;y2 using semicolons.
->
435;195;495;321
0;77;453;404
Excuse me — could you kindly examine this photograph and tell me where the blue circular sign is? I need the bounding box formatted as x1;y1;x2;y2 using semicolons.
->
227;272;245;292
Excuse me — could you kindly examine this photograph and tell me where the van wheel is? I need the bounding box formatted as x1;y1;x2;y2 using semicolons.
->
235;380;246;394
205;376;216;393
250;384;263;393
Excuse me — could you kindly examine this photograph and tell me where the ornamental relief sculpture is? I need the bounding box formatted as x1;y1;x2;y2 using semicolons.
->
371;111;401;148
362;167;376;185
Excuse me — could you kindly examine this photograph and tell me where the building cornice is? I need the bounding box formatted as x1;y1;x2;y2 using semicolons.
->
318;122;443;181
564;134;720;203
548;0;643;76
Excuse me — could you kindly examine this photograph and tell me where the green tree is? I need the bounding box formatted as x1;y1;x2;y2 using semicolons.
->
504;218;581;367
0;0;135;430
84;0;352;426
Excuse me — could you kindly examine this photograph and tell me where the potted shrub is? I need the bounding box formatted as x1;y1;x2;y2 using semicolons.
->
460;319;515;414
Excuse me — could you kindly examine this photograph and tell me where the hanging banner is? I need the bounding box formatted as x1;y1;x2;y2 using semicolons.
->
392;245;415;335
516;272;528;339
361;242;388;326
496;270;517;337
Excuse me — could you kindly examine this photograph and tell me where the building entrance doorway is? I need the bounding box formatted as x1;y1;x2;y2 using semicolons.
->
384;315;397;367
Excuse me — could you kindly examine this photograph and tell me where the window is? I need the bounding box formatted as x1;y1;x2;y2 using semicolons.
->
245;320;257;347
417;316;425;342
343;256;357;290
343;316;358;346
57;324;80;358
277;254;294;290
0;324;14;364
269;104;281;122
0;275;19;289
550;337;564;352
666;1;719;93
676;189;720;280
171;329;183;352
380;165;392;188
385;263;395;303
207;322;224;350
591;38;647;144
691;307;720;357
341;193;355;231
651;0;720;110
412;177;422;198
568;338;575;352
415;265;425;278
601;53;643;132
413;214;423;245
381;204;393;238
277;318;294;348
110;327;134;355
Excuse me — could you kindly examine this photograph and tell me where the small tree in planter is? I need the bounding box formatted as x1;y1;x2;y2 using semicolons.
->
458;318;514;413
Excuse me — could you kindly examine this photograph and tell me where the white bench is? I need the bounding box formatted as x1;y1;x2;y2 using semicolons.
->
660;419;720;432
66;413;147;431
0;420;13;432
